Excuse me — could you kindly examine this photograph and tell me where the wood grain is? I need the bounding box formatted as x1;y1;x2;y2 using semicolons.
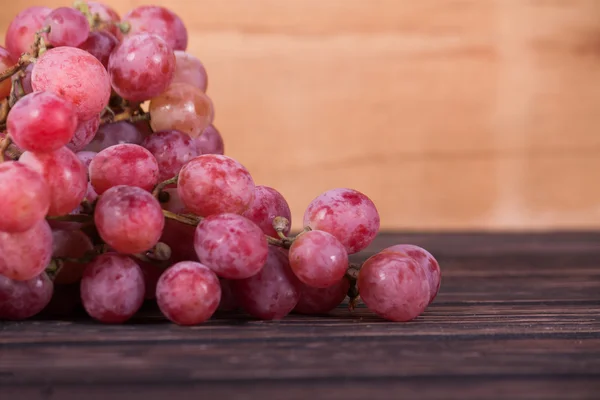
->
1;1;600;230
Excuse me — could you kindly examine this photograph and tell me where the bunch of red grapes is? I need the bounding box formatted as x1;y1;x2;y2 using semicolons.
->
0;2;441;325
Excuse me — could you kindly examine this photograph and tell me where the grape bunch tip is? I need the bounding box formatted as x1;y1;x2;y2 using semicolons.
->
0;1;441;325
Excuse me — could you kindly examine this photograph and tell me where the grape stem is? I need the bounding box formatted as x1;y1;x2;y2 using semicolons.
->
0;135;12;163
345;263;362;311
8;71;26;108
46;213;94;223
152;175;178;198
162;209;202;226
100;108;150;125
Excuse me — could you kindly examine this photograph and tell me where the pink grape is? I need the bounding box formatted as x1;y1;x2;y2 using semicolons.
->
289;230;349;288
156;261;221;325
142;130;199;181
172;51;207;92
0;273;53;320
195;125;224;155
89;143;159;195
7;91;78;152
178;154;255;216
45;7;90;47
0;161;50;233
194;214;268;280
32;46;111;120
123;6;188;51
232;246;301;320
19;147;87;216
242;185;292;237
218;279;238;311
382;244;441;304
0;46;16;98
357;252;430;322
52;229;94;285
108;33;175;102
76;151;97;170
294;278;350;315
79;31;119;68
94;185;165;254
21;64;34;95
68;115;101;152
149;83;214;138
5;6;51;59
138;261;163;300
0;220;52;281
85;121;143;152
303;188;380;254
87;1;122;39
80;253;145;323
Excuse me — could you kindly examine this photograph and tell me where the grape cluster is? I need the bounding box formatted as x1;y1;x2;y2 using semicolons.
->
0;2;441;325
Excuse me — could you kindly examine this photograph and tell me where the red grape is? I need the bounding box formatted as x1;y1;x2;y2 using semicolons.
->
195;125;224;155
303;188;380;254
85;121;143;152
289;230;349;288
381;244;441;304
138;260;163;300
108;33;175;102
32;46;111;120
142;130;199;181
242;185;292;237
161;219;198;263
94;185;165;254
68;116;101;152
194;214;268;280
177;154;255;216
0;219;52;281
89;143;159;195
357;252;430;322
172;51;207;92
5;6;51;59
294;278;350;315
45;7;90;47
0;161;50;233
52;229;94;285
0;46;16;98
218;278;238;311
232;246;301;320
87;1;122;39
80;253;145;323
156;261;221;325
0;272;53;320
149;83;214;138
20;147;88;216
123;6;188;51
79;30;119;68
7;91;78;152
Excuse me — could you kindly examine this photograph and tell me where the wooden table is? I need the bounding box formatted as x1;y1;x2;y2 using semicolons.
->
1;233;600;399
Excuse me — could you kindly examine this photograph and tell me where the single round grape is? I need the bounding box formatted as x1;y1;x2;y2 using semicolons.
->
108;33;175;102
242;185;292;237
52;229;94;285
21;64;34;95
0;46;16;99
32;46;111;121
232;246;301;320
78;31;119;68
0;220;52;281
161;219;198;263
123;6;188;51
94;185;165;254
45;7;90;47
67;115;101;152
7;91;78;152
149;83;214;138
19;147;87;216
289;230;349;288
80;253;145;323
142;130;199;181
358;252;430;322
156;261;221;325
303;188;380;254
195;125;224;155
84;121;143;152
218;278;238;312
0;273;53;320
89;143;159;194
172;51;207;92
0;161;50;233
294;278;350;315
87;1;122;39
138;260;163;300
177;154;255;216
381;244;441;304
5;6;52;59
194;214;268;280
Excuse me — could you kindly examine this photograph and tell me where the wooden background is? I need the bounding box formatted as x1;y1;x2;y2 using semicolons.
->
1;0;599;231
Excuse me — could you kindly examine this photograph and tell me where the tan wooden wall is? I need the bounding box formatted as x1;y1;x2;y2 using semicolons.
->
2;1;600;231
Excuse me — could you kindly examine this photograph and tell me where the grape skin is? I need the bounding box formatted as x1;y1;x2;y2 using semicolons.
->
138;260;163;300
94;185;165;254
0;272;53;320
177;154;255;217
52;229;95;285
194;214;268;280
142;130;199;181
68;116;101;152
217;278;238;312
0;46;16;99
242;185;292;237
123;6;188;51
45;7;90;48
294;278;350;315
303;188;380;254
195;125;224;155
5;6;51;59
80;253;145;324
0;220;53;281
84;122;143;153
156;261;221;325
0;161;50;233
357;252;430;322
172;51;207;92
87;1;122;40
79;31;119;68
